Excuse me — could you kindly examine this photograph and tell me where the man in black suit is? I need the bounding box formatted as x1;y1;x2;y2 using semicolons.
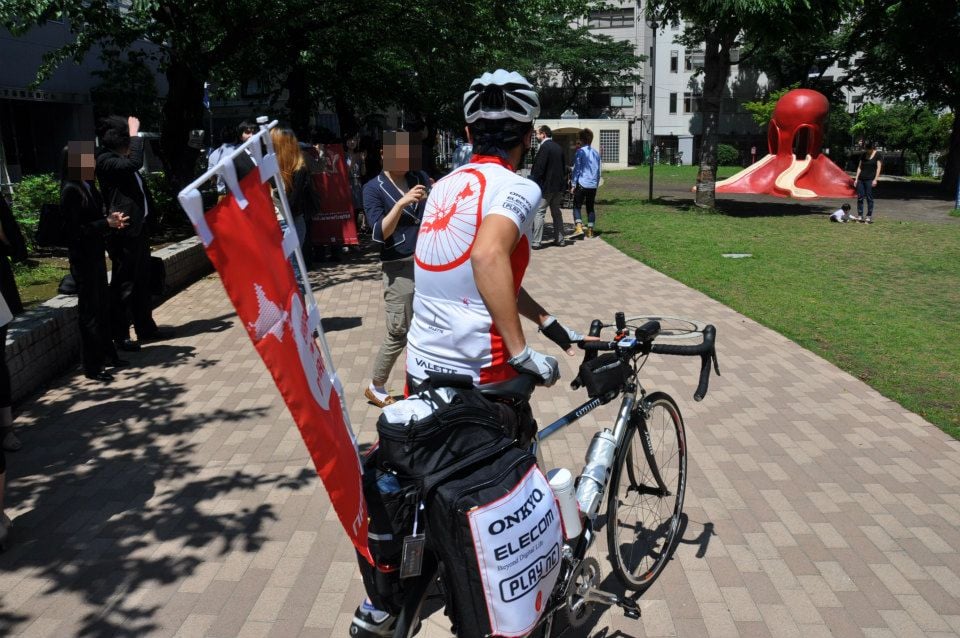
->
96;115;172;350
529;125;567;248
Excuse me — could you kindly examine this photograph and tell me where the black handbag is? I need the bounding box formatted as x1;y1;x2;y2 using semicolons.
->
0;197;29;260
35;202;70;248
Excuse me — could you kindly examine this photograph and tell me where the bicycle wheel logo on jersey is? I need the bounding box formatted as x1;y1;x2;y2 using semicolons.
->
416;168;485;272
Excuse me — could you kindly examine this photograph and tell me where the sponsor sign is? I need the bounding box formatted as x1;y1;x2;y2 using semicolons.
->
468;466;562;637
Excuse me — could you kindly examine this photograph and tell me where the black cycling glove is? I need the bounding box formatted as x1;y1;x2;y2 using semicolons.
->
539;315;584;352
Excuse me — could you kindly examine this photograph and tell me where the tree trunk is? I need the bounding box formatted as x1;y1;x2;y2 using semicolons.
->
940;107;960;197
160;57;205;193
334;94;359;141
285;65;312;139
694;31;734;209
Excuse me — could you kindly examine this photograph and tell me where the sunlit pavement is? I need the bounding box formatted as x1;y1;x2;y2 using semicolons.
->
3;230;959;637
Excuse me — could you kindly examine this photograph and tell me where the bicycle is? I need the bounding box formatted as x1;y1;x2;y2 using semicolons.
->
391;312;720;637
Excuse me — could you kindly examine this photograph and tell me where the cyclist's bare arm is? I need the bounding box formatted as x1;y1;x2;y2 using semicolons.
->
472;214;526;357
517;288;582;356
517;287;550;329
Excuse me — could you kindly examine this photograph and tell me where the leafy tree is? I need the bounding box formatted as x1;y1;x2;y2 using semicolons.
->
3;0;639;187
89;52;162;127
647;0;854;208
852;103;954;174
842;0;960;191
743;86;795;129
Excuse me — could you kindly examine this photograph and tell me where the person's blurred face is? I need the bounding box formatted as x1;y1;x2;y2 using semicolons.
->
241;127;255;142
67;141;96;181
382;131;423;172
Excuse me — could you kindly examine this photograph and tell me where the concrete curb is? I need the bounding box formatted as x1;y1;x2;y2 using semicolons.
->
4;236;211;403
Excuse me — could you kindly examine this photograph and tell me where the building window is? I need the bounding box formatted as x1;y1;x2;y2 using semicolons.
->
610;87;634;108
669;93;678;114
670;51;679;73
684;92;700;113
588;8;634;28
685;54;693;71
599;130;620;163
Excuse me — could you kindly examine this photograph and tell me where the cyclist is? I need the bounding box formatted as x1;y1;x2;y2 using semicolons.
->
350;69;584;637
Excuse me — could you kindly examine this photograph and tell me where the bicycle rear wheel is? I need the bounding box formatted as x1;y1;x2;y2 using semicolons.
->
607;391;687;592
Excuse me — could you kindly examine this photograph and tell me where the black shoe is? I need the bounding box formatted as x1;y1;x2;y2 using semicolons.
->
106;358;130;368
115;339;141;352
138;328;175;343
84;370;114;382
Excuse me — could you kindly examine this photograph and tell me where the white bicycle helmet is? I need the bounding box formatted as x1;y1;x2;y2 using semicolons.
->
463;70;540;124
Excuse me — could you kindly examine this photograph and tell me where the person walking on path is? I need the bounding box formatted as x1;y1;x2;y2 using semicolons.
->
61;141;130;382
530;125;567;249
361;130;430;408
570;128;601;238
852;142;882;223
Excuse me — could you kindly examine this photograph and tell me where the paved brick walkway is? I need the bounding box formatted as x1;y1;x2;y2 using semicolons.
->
3;235;960;637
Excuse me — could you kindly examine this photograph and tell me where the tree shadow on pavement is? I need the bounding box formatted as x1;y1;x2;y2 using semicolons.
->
0;365;314;636
168;313;235;339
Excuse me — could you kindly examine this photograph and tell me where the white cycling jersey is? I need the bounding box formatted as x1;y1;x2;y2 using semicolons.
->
406;155;541;386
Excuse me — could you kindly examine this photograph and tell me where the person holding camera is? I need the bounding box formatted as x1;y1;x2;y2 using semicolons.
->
360;130;431;408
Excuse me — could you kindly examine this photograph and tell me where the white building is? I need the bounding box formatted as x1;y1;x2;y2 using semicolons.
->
580;1;870;166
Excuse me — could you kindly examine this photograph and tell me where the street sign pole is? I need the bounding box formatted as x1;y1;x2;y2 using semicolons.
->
648;19;656;202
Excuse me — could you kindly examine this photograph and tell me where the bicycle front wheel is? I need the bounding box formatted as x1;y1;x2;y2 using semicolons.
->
607;391;687;592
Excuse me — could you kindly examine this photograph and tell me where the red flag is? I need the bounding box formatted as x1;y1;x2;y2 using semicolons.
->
311;143;359;247
200;167;370;562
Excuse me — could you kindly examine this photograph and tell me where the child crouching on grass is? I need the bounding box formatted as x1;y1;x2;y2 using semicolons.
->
829;203;852;223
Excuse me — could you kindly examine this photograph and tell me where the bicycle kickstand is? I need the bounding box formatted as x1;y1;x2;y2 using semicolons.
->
581;588;642;620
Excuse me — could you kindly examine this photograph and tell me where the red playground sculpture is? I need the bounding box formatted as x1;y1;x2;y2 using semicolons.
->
716;88;855;199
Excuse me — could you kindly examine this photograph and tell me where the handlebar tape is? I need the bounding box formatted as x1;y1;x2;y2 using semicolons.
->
648;325;720;401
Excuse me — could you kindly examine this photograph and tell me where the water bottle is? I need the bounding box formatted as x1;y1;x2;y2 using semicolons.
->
376;471;401;494
547;468;583;539
575;430;618;519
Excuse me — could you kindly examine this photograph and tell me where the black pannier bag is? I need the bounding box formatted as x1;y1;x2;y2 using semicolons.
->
425;446;563;638
357;378;518;614
375;381;515;481
578;352;629;399
360;375;562;635
356;449;418;614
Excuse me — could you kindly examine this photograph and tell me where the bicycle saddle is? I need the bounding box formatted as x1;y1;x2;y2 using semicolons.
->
477;374;537;402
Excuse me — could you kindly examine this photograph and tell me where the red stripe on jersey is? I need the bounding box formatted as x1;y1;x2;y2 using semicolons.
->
470;154;515;170
478;234;531;385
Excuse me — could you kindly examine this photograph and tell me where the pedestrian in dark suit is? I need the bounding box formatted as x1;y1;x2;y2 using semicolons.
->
95;115;173;350
61;141;130;381
0;194;25;454
529;125;567;248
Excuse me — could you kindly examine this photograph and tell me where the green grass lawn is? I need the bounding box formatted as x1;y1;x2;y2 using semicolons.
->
13;258;71;308
597;167;960;439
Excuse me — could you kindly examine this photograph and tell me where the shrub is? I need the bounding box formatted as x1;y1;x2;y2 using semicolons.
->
11;173;60;250
143;171;178;224
716;143;740;166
